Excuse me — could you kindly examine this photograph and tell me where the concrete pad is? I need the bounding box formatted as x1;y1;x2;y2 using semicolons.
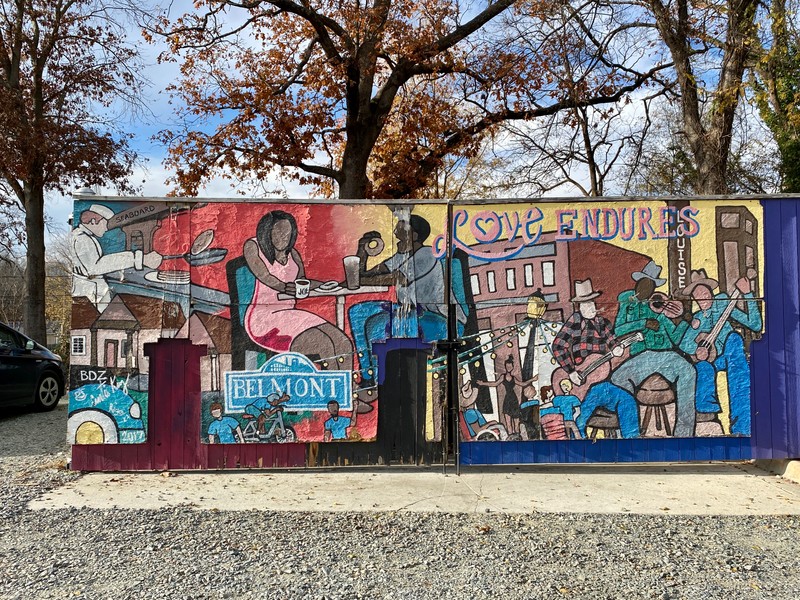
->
29;462;800;515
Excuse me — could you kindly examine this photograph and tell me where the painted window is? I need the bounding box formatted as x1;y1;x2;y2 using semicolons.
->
721;212;740;228
487;271;496;293
524;264;534;287
71;336;86;356
506;268;516;290
542;261;555;286
470;273;481;296
210;352;220;391
746;245;755;267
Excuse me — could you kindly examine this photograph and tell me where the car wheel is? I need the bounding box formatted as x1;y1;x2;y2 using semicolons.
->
33;373;62;411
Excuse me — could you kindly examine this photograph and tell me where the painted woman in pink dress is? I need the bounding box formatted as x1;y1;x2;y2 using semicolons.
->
243;211;353;370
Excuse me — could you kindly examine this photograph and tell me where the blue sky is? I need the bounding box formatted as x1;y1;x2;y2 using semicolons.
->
46;4;314;240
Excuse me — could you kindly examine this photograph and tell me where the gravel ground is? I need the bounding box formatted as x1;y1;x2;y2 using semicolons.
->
1;401;800;599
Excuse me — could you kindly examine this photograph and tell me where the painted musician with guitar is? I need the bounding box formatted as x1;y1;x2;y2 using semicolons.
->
552;266;700;439
678;269;762;436
551;279;643;438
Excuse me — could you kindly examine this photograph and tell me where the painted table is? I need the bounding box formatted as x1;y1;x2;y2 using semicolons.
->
278;284;389;329
108;268;231;315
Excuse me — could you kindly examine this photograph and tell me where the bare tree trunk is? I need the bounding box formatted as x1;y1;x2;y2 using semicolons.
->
649;0;757;196
339;133;375;199
338;161;372;199
23;182;47;343
695;144;729;196
578;107;602;196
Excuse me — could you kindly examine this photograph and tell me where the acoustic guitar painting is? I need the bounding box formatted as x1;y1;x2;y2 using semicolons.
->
684;289;742;363
550;332;644;400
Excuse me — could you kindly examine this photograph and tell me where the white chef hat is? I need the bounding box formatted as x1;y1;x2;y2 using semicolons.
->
88;204;114;220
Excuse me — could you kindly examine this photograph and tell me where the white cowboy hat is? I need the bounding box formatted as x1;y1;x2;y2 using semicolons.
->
632;260;666;286
571;279;601;302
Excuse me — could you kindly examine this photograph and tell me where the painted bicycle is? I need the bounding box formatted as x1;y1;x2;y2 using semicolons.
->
241;392;297;443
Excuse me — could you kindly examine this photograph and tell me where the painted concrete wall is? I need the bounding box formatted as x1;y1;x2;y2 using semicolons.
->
68;198;765;452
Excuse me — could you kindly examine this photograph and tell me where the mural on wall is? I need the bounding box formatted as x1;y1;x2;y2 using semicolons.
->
429;200;765;442
69;200;451;444
68;197;764;445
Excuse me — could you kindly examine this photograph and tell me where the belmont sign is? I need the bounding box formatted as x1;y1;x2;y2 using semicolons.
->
224;352;352;412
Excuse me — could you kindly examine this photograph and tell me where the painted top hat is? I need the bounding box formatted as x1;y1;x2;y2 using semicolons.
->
632;260;666;286
681;269;719;296
571;279;601;302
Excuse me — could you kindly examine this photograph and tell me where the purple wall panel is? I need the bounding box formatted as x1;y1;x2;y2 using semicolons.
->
169;350;186;468
751;199;800;459
150;342;171;470
772;200;794;458
786;200;800;456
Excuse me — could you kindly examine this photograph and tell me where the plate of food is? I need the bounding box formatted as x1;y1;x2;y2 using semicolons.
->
317;280;342;293
144;270;191;285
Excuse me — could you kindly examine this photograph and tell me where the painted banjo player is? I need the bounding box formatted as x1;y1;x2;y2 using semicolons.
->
678;268;762;436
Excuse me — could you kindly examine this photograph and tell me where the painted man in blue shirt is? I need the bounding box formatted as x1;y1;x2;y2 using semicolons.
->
550;380;582;439
323;400;357;441
208;402;243;444
348;214;466;390
679;269;762;435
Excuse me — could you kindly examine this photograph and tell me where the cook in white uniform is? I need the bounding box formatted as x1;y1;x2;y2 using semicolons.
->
71;204;162;309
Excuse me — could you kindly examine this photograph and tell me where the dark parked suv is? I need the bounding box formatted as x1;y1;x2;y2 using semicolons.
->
0;322;64;410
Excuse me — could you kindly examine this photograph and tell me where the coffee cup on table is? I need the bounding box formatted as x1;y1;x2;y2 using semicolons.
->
343;256;360;290
294;278;310;299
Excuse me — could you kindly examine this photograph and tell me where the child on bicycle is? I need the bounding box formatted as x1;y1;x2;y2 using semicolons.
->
245;392;290;435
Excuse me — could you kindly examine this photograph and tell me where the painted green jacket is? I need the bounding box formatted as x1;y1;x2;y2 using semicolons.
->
614;290;689;356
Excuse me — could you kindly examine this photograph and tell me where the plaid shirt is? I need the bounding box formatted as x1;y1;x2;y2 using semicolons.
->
552;312;617;373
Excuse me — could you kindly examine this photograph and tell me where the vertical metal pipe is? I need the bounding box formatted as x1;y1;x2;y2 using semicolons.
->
443;200;460;476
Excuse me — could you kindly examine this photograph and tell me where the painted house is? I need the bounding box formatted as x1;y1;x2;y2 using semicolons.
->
87;294;185;373
70;298;101;367
176;312;232;393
